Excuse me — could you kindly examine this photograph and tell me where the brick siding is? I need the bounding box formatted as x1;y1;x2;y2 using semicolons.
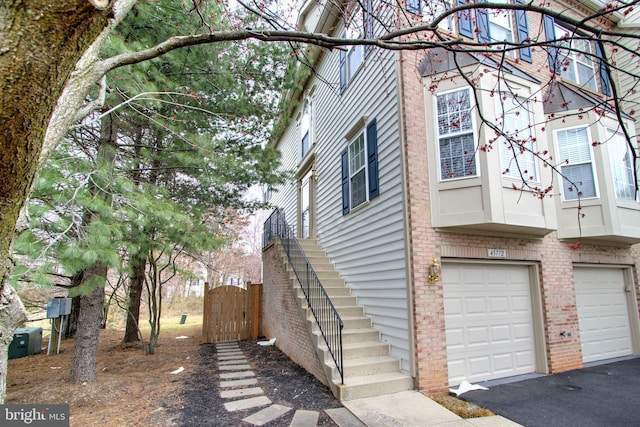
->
261;242;329;387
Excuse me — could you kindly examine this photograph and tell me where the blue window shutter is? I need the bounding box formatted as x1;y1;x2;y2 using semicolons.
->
595;41;612;96
476;1;490;45
514;0;532;62
366;119;379;200
341;148;350;214
407;0;422;14
543;15;557;72
339;49;347;93
457;0;474;39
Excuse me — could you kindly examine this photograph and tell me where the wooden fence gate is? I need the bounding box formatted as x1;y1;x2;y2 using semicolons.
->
202;283;261;343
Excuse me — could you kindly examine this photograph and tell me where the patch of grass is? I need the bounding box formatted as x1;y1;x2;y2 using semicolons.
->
431;395;494;419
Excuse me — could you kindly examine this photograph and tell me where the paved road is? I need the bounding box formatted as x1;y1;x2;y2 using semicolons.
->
460;358;640;427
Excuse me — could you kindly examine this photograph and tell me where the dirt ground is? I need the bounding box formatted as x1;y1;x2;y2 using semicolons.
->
6;324;341;426
6;323;489;426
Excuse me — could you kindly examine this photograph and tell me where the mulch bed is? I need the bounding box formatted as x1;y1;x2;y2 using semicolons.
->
173;340;342;426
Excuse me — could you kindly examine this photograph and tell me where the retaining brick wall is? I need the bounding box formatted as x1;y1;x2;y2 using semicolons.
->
261;242;329;387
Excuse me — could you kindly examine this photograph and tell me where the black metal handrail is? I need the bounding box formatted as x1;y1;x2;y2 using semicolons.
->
263;209;344;384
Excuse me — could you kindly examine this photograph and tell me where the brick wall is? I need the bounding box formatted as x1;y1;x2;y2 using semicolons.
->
261;242;329;387
397;0;638;394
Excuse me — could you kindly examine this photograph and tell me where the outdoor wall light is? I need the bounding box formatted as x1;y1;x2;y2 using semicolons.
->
428;259;440;284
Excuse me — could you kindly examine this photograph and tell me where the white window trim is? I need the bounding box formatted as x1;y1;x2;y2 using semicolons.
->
553;125;600;201
606;128;639;202
422;0;455;32
555;24;597;91
347;129;370;210
434;87;479;182
496;94;539;183
488;4;515;57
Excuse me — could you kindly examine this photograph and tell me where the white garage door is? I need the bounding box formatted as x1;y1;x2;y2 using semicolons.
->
444;263;537;386
574;267;633;363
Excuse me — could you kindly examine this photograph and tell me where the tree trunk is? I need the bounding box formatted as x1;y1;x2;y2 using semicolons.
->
69;104;117;383
122;255;145;343
0;285;27;403
69;264;106;383
0;0;111;401
64;272;84;338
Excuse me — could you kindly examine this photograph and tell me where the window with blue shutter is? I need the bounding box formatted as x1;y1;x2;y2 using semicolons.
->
476;1;491;44
339;48;347;93
367;119;379;199
341;119;380;214
407;0;422;14
341;149;350;214
543;15;558;72
595;41;612;96
514;0;532;62
457;0;474;38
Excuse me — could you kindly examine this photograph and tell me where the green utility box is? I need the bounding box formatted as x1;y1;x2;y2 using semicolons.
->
8;327;43;360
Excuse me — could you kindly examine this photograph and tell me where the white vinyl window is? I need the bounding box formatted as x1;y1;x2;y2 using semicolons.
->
422;0;455;31
555;24;597;91
497;95;537;181
349;132;367;208
555;126;597;200
300;98;312;158
488;4;515;56
607;129;638;201
436;88;477;180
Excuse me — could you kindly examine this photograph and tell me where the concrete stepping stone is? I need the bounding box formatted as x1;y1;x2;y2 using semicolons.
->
224;396;272;412
290;409;319;427
220;387;264;399
324;408;365;427
218;354;247;360
220;371;255;379
219;364;251;371
219;359;248;365
220;378;258;388
217;349;243;355
242;404;292;426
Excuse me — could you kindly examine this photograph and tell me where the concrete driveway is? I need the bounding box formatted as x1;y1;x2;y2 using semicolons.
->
460;357;640;427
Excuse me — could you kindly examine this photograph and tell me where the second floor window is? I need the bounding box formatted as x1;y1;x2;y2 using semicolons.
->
555;24;597;91
300;98;312;158
555;126;597;200
436;88;477;180
339;1;373;92
607;129;638;201
544;16;610;94
497;95;537;181
341;118;379;214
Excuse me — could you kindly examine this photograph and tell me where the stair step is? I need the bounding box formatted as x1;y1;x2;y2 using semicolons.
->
337;355;401;378
341;316;372;329
336;372;414;401
275;237;413;403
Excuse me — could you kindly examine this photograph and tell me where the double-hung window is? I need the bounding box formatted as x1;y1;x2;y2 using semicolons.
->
300;98;312;158
555;126;597;200
436;88;477;180
339;0;373;92
607;129;638;201
458;0;532;62
497;95;537;181
341;119;379;214
421;0;455;31
543;16;611;95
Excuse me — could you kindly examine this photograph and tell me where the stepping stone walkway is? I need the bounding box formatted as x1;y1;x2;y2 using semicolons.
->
216;341;360;426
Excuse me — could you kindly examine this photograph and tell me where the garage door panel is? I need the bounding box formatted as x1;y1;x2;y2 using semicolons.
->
444;263;536;385
575;267;632;363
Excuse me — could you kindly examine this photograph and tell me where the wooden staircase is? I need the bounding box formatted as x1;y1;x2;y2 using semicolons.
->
276;238;414;402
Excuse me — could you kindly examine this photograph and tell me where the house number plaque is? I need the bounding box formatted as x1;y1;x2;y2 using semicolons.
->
488;248;507;258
